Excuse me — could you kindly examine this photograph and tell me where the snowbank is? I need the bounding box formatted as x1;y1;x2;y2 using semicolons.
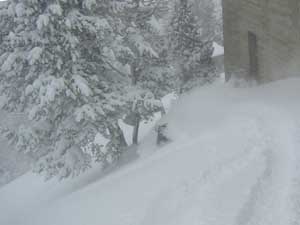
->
212;42;224;57
2;78;300;225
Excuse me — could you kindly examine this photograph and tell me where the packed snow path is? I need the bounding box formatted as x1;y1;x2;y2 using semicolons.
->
1;79;300;225
142;107;300;225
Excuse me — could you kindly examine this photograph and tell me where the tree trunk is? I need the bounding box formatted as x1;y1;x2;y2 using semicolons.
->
179;63;188;94
130;61;141;146
132;113;140;145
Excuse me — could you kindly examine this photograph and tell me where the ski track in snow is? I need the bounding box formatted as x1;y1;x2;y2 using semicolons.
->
236;113;294;225
288;122;300;225
142;141;263;225
142;107;300;225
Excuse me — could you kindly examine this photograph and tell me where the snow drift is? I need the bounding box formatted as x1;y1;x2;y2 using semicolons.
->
1;78;300;225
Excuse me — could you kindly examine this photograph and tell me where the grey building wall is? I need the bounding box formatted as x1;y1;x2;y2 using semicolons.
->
223;0;300;82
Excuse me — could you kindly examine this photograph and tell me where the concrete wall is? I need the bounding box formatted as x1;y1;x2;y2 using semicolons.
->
223;0;300;82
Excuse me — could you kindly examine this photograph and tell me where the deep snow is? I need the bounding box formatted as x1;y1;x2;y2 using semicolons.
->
1;78;300;225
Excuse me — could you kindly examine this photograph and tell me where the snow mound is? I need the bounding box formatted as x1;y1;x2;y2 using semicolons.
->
2;78;300;225
212;42;224;57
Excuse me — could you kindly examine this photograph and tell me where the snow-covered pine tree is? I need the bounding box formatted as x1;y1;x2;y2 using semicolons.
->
0;1;12;66
0;2;7;42
212;0;224;44
193;0;223;44
0;0;129;179
169;0;217;93
193;0;216;42
139;0;178;103
113;0;175;145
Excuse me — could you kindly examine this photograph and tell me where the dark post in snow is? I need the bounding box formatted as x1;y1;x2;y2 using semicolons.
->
131;63;141;146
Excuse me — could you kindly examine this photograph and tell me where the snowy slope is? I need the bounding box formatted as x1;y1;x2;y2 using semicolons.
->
2;78;300;225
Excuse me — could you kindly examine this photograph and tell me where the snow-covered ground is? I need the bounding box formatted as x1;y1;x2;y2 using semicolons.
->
1;78;300;225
